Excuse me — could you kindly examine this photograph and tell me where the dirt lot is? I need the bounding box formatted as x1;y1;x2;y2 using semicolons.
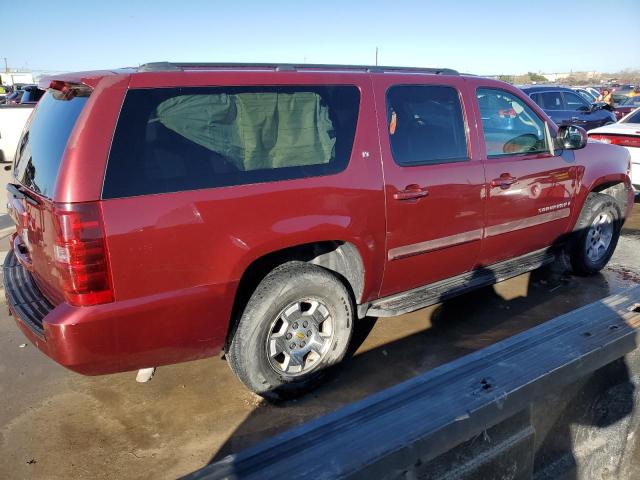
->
1;202;639;480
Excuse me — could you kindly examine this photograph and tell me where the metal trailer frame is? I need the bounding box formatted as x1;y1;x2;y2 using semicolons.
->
185;286;640;480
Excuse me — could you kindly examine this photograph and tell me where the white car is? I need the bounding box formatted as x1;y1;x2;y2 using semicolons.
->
588;107;640;190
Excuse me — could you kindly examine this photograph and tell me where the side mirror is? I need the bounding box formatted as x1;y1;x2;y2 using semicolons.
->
590;102;605;112
556;125;588;150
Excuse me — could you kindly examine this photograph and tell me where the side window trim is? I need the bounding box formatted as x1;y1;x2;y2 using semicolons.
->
476;86;553;159
384;84;470;168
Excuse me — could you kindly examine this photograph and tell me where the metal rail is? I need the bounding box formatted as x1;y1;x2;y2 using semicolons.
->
137;61;459;76
184;286;640;480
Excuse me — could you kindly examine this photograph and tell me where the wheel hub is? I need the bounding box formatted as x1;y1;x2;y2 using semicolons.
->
585;212;613;262
266;299;334;377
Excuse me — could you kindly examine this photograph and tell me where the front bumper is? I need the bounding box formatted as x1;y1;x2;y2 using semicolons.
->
3;249;233;375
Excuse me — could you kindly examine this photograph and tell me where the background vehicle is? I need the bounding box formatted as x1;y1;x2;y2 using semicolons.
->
17;84;44;104
4;64;634;399
572;87;597;103
613;96;640;120
589;107;640;189
523;86;616;130
4;90;23;105
583;86;602;99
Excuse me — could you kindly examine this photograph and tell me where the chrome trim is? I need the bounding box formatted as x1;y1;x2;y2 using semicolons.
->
485;208;570;238
388;208;571;261
388;229;483;260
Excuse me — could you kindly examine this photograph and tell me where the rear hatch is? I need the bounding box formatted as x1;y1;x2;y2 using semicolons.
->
8;83;113;307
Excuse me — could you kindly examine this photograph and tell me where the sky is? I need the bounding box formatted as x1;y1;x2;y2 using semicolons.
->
2;0;639;76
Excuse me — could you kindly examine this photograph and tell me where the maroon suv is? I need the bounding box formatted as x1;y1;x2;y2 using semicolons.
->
5;63;634;399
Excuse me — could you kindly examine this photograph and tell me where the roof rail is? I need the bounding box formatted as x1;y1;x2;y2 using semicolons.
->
137;62;459;76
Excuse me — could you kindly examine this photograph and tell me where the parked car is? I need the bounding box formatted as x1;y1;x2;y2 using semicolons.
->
4;63;634;399
612;84;636;95
589;107;640;190
18;84;44;104
583;86;602;99
612;96;640;121
3;85;45;105
4;90;23;105
523;86;616;130
572;87;597;103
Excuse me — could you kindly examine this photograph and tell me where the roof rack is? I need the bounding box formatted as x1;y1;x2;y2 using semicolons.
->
137;61;459;76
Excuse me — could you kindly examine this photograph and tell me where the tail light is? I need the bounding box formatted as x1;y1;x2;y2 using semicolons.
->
589;134;640;148
53;202;114;306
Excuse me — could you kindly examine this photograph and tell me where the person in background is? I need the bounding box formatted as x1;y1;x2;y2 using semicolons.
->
629;87;640;98
597;88;614;109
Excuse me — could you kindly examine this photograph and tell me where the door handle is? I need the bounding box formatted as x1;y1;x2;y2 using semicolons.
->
491;174;517;189
393;184;429;201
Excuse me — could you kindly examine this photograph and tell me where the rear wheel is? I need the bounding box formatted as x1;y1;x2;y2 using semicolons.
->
568;193;622;275
227;262;354;400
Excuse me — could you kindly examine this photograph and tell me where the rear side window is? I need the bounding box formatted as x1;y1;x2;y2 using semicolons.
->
385;85;468;166
14;91;89;198
103;85;360;198
531;92;564;110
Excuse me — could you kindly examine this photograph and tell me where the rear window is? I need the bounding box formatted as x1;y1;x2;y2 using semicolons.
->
103;85;360;198
13;91;89;198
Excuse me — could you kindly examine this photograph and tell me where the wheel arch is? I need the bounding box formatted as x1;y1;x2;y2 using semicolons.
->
225;240;365;349
591;180;629;211
571;171;632;232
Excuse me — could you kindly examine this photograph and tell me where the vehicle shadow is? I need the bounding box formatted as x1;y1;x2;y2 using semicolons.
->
207;262;617;464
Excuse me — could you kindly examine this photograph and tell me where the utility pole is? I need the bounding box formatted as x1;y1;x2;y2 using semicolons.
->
375;47;378;66
3;57;7;73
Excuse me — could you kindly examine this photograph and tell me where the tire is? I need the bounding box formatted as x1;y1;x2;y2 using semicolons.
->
227;261;354;400
568;192;622;275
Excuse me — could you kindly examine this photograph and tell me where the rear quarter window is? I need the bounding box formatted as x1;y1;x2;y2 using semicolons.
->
103;85;360;198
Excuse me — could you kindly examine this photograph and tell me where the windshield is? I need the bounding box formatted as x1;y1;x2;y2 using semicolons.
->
622;109;640;124
621;97;640;107
13;90;89;198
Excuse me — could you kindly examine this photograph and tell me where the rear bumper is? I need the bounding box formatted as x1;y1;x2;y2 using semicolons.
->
3;250;235;375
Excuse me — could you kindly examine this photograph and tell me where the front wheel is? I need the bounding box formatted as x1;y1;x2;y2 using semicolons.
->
568;192;622;275
227;262;354;400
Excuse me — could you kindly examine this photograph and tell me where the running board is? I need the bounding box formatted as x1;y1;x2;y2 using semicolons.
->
367;249;556;317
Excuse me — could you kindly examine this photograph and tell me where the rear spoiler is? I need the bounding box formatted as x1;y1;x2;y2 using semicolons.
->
38;69;130;90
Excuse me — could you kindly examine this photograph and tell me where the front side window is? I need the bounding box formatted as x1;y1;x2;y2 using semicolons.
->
564;91;590;110
103;85;360;198
386;85;468;166
477;88;549;157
